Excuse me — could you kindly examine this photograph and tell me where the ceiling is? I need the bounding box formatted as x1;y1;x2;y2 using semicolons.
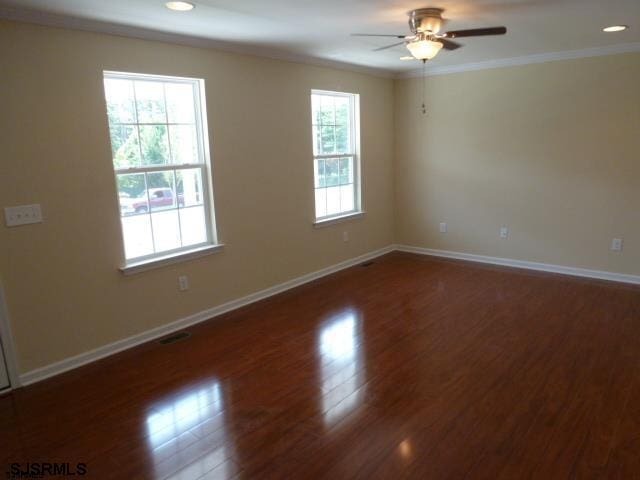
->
1;0;639;75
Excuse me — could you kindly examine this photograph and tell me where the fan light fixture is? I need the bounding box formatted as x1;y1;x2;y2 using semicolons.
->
602;25;628;32
165;1;195;11
406;39;443;60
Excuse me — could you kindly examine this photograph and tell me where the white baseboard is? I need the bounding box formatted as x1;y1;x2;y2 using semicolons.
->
19;245;395;386
396;245;640;285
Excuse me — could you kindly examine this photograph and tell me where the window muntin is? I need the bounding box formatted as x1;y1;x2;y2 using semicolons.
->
311;91;360;221
103;72;216;263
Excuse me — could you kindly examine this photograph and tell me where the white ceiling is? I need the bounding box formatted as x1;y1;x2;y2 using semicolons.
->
1;0;639;75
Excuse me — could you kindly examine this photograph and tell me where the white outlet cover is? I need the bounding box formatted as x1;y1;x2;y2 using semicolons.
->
611;238;623;251
439;222;447;233
500;227;509;239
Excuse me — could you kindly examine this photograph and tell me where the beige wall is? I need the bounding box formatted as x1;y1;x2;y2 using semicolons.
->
2;18;639;378
395;53;640;275
0;20;395;374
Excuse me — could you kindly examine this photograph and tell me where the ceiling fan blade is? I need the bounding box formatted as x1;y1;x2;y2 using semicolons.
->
437;38;462;50
443;27;507;38
373;41;407;52
351;33;410;39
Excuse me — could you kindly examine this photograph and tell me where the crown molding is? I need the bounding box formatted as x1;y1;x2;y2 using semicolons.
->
396;42;640;79
0;4;394;79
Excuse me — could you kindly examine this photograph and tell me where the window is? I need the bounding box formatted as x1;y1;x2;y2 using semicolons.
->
311;90;361;221
103;72;217;265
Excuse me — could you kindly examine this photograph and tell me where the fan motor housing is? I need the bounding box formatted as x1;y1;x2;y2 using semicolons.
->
408;8;444;34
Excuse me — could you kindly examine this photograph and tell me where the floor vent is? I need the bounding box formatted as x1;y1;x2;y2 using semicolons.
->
360;261;375;267
158;331;191;345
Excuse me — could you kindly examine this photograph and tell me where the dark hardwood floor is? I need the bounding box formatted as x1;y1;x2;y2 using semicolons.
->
2;252;640;479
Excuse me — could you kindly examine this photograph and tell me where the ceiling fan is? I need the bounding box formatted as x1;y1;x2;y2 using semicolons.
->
352;8;506;62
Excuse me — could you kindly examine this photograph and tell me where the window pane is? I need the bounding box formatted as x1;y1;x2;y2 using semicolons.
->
121;215;154;258
335;97;349;126
320;95;335;125
146;171;177;212
169;125;198;164
320;126;335;155
104;78;136;124
110;125;141;169
165;83;196;123
340;184;355;212
312;126;321;156
311;95;322;125
315;188;327;219
176;168;204;207
314;159;325;188
339;157;353;185
135;81;167;123
335;125;349;154
179;206;207;247
117;173;147;216
326;186;341;216
151;209;181;253
140;125;170;165
325;158;340;187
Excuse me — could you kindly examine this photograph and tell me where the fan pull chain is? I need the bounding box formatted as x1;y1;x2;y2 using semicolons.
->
421;59;427;115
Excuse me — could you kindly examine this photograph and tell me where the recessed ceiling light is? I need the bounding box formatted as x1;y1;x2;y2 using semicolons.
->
602;25;628;32
165;1;195;11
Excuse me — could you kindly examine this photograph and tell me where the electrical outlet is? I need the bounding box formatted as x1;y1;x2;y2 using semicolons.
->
439;222;447;233
500;226;509;239
4;204;43;227
611;238;623;252
343;231;349;242
178;275;189;291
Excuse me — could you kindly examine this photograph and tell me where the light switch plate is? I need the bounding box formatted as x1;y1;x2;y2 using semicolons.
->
4;204;43;227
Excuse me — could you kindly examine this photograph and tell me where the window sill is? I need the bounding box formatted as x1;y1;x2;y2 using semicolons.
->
313;211;365;228
120;244;224;275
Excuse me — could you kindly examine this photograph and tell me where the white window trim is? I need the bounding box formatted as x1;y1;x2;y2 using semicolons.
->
313;211;365;228
103;71;220;271
311;89;362;223
119;244;224;275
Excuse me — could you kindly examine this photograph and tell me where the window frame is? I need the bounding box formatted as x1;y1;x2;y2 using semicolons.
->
310;89;362;223
103;71;219;270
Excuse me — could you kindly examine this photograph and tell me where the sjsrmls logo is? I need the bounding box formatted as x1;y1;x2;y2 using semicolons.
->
5;462;87;478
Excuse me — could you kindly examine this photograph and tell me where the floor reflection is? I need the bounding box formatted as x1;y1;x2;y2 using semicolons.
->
318;309;366;427
146;381;235;479
398;438;413;461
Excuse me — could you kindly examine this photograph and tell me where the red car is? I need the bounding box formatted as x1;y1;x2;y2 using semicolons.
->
120;188;184;215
